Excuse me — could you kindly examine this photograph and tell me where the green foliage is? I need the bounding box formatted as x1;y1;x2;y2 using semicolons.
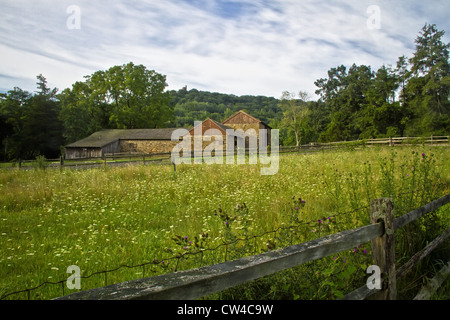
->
59;62;173;142
167;88;282;129
278;91;310;147
0;76;63;160
34;155;48;171
315;23;449;142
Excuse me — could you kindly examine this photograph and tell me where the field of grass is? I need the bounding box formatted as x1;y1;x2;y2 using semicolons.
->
0;145;449;300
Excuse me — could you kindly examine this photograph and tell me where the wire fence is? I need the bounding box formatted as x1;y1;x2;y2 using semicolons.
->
0;203;370;300
2;182;447;300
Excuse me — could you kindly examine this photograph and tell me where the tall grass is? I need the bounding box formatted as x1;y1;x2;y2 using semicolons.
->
0;146;448;299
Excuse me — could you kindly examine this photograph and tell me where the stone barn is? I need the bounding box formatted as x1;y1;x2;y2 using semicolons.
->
184;111;272;151
64;111;272;159
64;128;179;159
186;118;232;150
222;110;272;147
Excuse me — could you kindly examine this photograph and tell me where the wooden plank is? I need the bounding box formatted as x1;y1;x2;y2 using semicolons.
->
56;223;383;300
342;283;381;300
396;227;450;279
394;194;450;231
413;261;450;300
346;227;450;300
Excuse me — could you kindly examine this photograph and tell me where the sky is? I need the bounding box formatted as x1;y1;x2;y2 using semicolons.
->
0;0;449;99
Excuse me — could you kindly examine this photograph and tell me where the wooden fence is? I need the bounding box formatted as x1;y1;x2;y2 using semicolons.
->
1;135;448;170
279;135;449;153
56;194;450;300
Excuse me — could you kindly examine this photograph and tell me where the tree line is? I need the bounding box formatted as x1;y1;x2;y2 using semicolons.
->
0;23;448;161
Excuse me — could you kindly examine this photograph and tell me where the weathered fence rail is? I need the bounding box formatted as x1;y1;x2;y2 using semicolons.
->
1;135;447;170
56;194;450;300
280;135;449;153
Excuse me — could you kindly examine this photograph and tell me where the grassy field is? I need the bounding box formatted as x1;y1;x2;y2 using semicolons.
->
0;145;449;299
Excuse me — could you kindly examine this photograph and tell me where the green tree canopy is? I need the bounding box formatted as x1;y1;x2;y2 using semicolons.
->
59;62;173;143
0;75;63;159
404;23;450;135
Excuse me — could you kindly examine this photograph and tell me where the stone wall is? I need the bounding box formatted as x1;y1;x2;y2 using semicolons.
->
224;123;271;147
225;123;260;137
189;135;230;152
119;140;178;154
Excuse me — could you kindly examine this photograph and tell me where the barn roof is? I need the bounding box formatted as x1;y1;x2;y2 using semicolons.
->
66;128;179;148
188;118;231;135
222;110;271;129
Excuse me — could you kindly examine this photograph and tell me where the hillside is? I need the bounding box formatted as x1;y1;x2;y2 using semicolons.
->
167;87;282;128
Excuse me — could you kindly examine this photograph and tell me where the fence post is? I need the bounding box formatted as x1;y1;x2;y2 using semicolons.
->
60;155;64;172
370;198;396;300
171;156;176;172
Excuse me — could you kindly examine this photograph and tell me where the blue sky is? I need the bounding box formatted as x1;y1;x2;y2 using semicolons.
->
0;0;449;98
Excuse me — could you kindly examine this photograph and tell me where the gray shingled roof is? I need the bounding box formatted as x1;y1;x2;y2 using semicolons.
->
66;128;179;148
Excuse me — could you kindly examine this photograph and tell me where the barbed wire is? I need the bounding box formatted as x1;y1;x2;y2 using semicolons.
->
0;204;369;300
1;185;447;300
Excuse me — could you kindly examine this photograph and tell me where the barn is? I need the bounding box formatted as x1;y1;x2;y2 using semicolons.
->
186;118;232;150
64;128;179;159
64;110;272;159
222;110;272;146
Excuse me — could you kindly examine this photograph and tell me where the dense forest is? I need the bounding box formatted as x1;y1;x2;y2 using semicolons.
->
0;23;449;160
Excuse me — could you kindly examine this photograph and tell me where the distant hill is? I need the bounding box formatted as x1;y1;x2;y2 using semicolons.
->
167;88;283;128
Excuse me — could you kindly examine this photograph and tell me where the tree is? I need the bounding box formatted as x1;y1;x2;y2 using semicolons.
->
105;62;173;129
279;91;310;147
404;23;450;135
315;64;374;141
0;87;31;160
357;65;408;138
59;79;111;143
59;62;173;143
314;65;348;103
0;75;64;160
22;75;63;159
394;55;410;104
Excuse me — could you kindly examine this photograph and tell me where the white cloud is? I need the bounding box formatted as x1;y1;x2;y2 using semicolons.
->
0;0;448;98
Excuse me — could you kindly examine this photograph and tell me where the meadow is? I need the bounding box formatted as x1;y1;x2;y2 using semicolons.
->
0;145;449;299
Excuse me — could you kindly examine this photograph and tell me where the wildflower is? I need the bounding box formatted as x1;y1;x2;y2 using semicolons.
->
421;153;425;158
363;249;368;254
318;220;322;224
